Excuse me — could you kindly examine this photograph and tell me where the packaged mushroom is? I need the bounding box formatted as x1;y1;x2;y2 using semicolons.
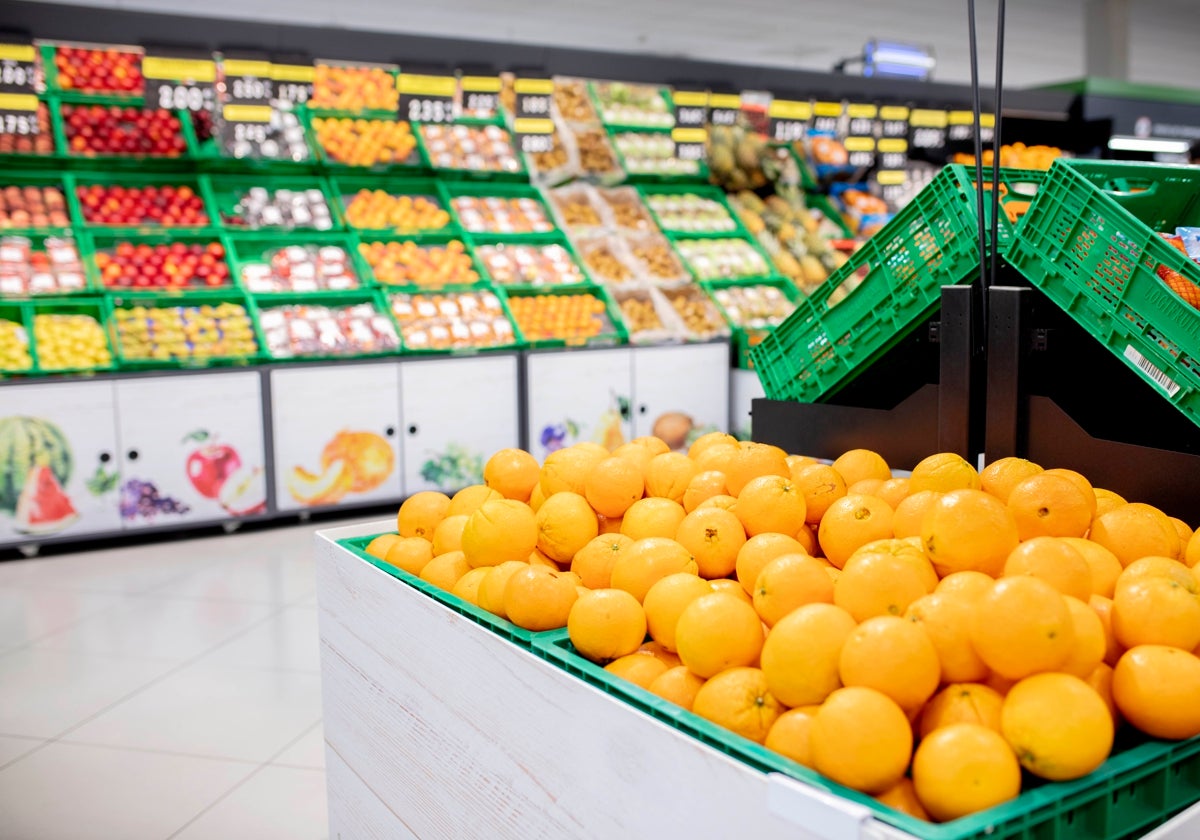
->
659;283;731;340
573;234;639;286
613;285;685;345
623;232;689;285
221;186;334;231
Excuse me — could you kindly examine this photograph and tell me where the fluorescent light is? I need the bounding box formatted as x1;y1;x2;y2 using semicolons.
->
870;49;937;70
1108;136;1191;154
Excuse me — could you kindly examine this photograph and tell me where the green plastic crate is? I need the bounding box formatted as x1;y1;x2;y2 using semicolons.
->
225;232;367;296
0;170;75;231
354;232;486;292
65;171;219;234
471;233;593;288
414;118;528;183
55;95;204;169
750;165;1045;403
607;126;709;185
189;114;321;176
26;297;117;375
0;301;37;375
305;107;425;175
105;289;264;369
670;234;778;284
205;173;343;232
330;175;460;237
0;95;69;170
40;42;144;99
252;288;402;361
533;629;1200;840
587;81;675;131
1008;159;1200;429
500;282;628;348
703;277;804;369
441;182;560;242
639;184;750;239
383;285;526;356
85;230;236;295
0;229;95;299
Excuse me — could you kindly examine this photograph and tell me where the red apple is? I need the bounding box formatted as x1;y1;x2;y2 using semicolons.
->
186;443;243;498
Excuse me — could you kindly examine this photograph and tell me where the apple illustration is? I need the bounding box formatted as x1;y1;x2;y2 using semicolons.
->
219;465;267;517
183;430;242;499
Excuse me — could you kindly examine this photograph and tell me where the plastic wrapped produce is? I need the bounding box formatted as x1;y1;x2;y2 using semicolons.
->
258;301;399;358
675;238;770;281
238;244;360;293
450;194;555;235
389;290;517;351
475;242;585;286
592;82;673;128
0;236;87;295
646;192;738;234
420;124;521;173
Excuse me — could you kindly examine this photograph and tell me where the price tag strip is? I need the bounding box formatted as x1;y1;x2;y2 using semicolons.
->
513;77;555;154
398;73;456;124
460;75;501;118
708;92;741;128
672;90;708;160
768;98;811;144
0;42;39;136
846;103;878;138
948;110;995;144
144;53;216;112
271;61;313;105
844;135;876;169
811;101;843;135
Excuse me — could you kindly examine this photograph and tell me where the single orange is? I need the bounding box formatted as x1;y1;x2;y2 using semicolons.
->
876;478;911;510
785;454;817;475
1118;556;1197;591
631;436;670;456
1170;517;1195;551
761;603;857;706
503;566;579;630
980;456;1044;503
450;566;490;605
529;482;547;512
584;457;644;518
365;534;399;559
446;484;503;518
1185;528;1200;569
970;577;1075;679
1001;672;1113;780
691;667;783;744
796;524;818;556
847;478;885;497
1112;645;1200;739
921;489;1019;577
682;470;729;513
847;538;938;590
810;686;913;794
792;463;849;526
693;442;738;476
905;591;990;683
909;452;981;494
710;578;754;604
735;532;807;594
637;640;681;668
753;553;835;627
764;705;821;767
620;497;687;541
874;777;931;822
535;491;599;564
839;615;941;713
648;665;706;710
418;550;470;591
675;592;765;678
643;572;713;652
1007;473;1093;539
540;446;604;497
735;475;807;537
610;537;698;603
675;507;747;579
1088;594;1124;667
835;550;933;622
568;588;647;662
613;441;656;472
697;493;739;512
431;514;468;556
935;570;996;602
397;490;451;539
383;536;435;576
724;442;790;496
461;499;538;568
687;431;738;461
483;447;541;501
1003;537;1093;601
912;723;1022;821
892;490;943;540
918;683;1005;739
1063;537;1124;598
1090;503;1181;566
1092;487;1127;518
1111;575;1200;651
477;560;528;617
1086;662;1120;726
1060;595;1107;679
605;652;669;689
572;534;634;590
817;494;895;569
832;448;892;486
643;452;698;503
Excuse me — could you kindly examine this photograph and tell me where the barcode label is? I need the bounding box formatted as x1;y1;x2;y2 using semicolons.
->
1124;345;1180;397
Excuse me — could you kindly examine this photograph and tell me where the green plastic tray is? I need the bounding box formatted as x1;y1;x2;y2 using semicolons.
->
252;288;402;361
105;289;264;370
470;233;593;288
0;170;75;231
1008;159;1200;429
65;170;219;234
330;175;460;237
305;107;426;175
353;232;487;292
26;296;118;375
499;282;629;348
703;277;803;369
204;173;344;232
225;232;367;296
55;94;204;169
639;184;750;239
85;230;236;295
440;182;560;242
670;233;778;284
413;117;528;183
607;126;709;185
40;42;144;99
383;285;526;356
587;81;675;131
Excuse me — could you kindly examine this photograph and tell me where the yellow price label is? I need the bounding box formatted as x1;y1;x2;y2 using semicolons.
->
143;56;216;83
910;109;947;128
222;104;273;123
461;75;501;92
672;91;708;107
514;78;553;95
768;99;812;121
398;74;456;97
223;59;272;78
0;44;35;63
271;64;314;83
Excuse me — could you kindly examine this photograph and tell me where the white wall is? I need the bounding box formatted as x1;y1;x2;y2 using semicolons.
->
22;0;1200;91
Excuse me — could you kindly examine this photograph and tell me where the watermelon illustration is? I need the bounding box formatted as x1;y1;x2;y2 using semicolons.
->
0;417;73;513
14;465;79;535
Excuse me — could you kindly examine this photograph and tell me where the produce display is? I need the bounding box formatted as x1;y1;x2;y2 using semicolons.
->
311;63;398;112
313;117;418;168
475;243;585;286
238;243;361;293
450;194;554;235
75;182;209;227
0;185;71;229
731;190;849;292
32;313;112;370
613;132;701;177
708;124;790;192
112;301;258;362
358;239;479;288
54;46;142;95
222;107;311;162
506;291;617;343
592;82;673;128
341;190;451;231
258;301;400;358
674;238;770;281
711;284;797;327
95;241;230;290
553;80;598;123
575;237;635;285
219;186;334;230
571;126;622;180
527;130;572;182
62;104;186;158
548;185;606;230
0;318;32;370
420;124;521;173
365;440;1200;831
626;234;688;282
0;236;87;295
388;290;517;351
954;143;1065;171
615;288;673;339
598;187;658;233
646;192;738;234
0;104;55;156
662;284;729;338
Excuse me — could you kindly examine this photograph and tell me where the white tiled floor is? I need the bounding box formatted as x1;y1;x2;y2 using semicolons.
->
0;518;350;840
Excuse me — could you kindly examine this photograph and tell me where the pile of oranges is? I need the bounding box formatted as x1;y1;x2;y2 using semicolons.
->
506;292;614;343
341;190;451;231
313;117;418;168
358;239;479;288
365;438;1200;825
311;64;398;112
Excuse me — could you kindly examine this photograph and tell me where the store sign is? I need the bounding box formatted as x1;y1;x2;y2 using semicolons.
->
144;53;217;112
672;90;708;160
874;168;909;203
513;77;555;154
909;109;948;154
708;93;741;127
271;61;313;105
398;73;456;124
460;75;501;118
768;98;811;144
0;42;37;96
812;101;843;135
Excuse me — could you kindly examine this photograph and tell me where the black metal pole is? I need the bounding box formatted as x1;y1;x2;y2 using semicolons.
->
990;0;1007;289
967;0;990;318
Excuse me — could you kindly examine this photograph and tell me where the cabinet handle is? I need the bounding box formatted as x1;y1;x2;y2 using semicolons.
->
407;425;419;435
385;426;396;437
99;451;112;464
127;449;140;461
638;405;648;415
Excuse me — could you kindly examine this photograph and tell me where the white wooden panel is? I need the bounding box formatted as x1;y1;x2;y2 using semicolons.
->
525;348;633;459
631;342;731;442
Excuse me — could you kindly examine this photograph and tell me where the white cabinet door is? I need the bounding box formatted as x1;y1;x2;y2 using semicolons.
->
400;355;519;494
525;348;633;460
631;343;731;448
270;364;402;512
0;380;122;544
114;372;267;529
731;368;766;441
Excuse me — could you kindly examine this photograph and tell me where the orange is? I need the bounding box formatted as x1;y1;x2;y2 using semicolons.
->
574;441;612;458
365;534;400;559
1092;487;1127;518
1007;473;1093;540
675;592;764;678
1090;503;1182;566
724;442;790;496
1112;645;1200;739
610;537;698;602
935;570;995;601
631;436;670;456
832;448;891;487
584;457;644;518
1186;528;1200;569
1119;556;1197;591
792;463;848;526
986;672;1018;696
1003;537;1093;601
810;686;913;794
450;566;490;605
1041;468;1098;515
534;491;598;564
605;652;669;689
875;778;931;822
529;482;546;512
691;667;782;744
970;577;1075;679
848;538;938;590
817;494;895;569
612;441;656;472
839;615;941;713
694;442;738;476
682;470;728;513
687;431;738;460
697;494;738;512
483;447;540;501
539;446;604;497
734;475;807;537
477;561;528;617
764;705;821;767
461;499;538;568
568;588;647;662
1061;596;1107;678
675;507;747;579
785;454;817;474
418;551;470;591
918;683;1004;739
1089;594;1124;667
980;456;1043;503
431;514;468;556
905;592;990;683
909;452;981;494
735;533;806;594
397;490;451;539
835;550;933;622
1111;575;1200;651
571;534;634;589
503;566;579;630
643;452;698;503
1086;663;1120;726
847;478;885;497
446;484;503;517
1170;517;1194;549
643;572;713;651
1063;537;1124;598
876;478;911;510
921;489;1020;577
1001;672;1114;780
648;666;706;710
383;536;435;576
753;553;835;626
892;490;942;539
761;603;857;706
912;724;1022;821
620;497;687;540
638;640;681;668
710;578;753;604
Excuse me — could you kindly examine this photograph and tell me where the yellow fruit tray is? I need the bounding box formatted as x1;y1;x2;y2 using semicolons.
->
3;298;117;376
